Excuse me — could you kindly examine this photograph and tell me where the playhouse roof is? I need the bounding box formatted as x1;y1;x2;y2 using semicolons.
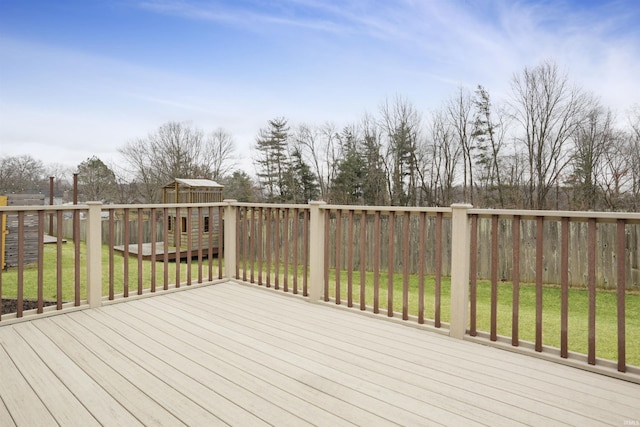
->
163;178;223;189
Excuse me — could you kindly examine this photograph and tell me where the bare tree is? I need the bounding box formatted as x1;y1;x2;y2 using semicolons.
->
379;95;421;206
204;128;236;181
446;88;475;204
423;111;460;206
0;155;46;193
293;122;340;201
568;105;613;210
510;61;590;209
119;121;235;203
472;85;508;207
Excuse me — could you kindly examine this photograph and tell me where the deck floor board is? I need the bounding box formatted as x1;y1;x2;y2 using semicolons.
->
1;282;639;426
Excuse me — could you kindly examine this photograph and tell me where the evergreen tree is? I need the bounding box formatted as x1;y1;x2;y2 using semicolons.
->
331;127;365;204
77;156;117;203
284;148;319;203
254;117;290;202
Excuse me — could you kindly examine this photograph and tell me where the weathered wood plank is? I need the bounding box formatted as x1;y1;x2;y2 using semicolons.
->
110;300;393;426
145;293;481;426
217;284;640;424
73;309;301;427
45;314;230;427
0;342;56;426
16;321;152;427
93;305;353;427
0;399;15;427
0;327;100;426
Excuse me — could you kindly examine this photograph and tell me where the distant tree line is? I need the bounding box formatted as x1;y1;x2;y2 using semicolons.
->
252;61;640;211
1;60;638;211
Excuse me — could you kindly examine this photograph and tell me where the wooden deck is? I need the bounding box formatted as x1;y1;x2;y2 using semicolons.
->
113;242;219;261
0;283;638;426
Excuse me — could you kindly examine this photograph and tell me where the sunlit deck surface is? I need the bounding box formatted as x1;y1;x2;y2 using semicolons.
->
1;283;638;426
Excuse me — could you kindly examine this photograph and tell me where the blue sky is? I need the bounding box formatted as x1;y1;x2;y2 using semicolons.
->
1;0;639;175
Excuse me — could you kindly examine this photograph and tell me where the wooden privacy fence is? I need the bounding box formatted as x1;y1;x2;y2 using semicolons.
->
47;217;165;247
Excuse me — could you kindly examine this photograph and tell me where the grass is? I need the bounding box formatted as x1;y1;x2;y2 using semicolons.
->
1;242;222;302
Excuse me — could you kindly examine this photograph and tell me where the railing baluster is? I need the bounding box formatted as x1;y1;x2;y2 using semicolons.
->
218;205;224;280
323;209;330;301
617;219;626;372
418;212;426;324
283;208;289;292
175;207;181;288
359;211;366;311
163;207;169;290
186;207;192;286
266;208;272;287
109;209;115;299
242;207;248;282
303;208;309;297
335;209;342;304
197;207;203;284
56;210;63;309
292;208;299;294
470;214;478;336
274;208;280;290
236;206;241;281
17;211;24;317
138;207;144;294
207;206;214;281
512;215;520;346
402;212;410;321
250;208;256;284
387;211;394;317
373;211;380;314
150;208;157;292
490;214;498;342
588;218;597;365
560;217;569;357
37;210;44;313
435;212;443;328
535;216;543;352
257;207;263;285
347;209;354;308
74;209;80;305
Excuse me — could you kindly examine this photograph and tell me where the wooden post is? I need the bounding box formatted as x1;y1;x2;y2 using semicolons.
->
86;201;103;308
449;203;472;339
223;200;237;279
308;201;326;302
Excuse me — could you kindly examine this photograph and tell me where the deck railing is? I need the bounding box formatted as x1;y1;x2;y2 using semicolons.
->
1;200;638;381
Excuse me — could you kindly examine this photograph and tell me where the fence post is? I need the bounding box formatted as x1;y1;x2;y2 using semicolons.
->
449;203;472;339
86;201;103;308
308;201;326;302
223;200;237;280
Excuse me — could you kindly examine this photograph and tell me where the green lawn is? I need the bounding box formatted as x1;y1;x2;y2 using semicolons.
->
1;242;222;302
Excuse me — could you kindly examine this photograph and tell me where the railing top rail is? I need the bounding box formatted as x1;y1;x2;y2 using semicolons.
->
232;202;311;209
0;204;89;213
468;208;640;223
321;204;453;215
103;202;228;210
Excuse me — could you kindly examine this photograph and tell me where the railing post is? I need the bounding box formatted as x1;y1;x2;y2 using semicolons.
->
308;201;326;302
86;201;103;308
449;203;472;339
223;200;237;280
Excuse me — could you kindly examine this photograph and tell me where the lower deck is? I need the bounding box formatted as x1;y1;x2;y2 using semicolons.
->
0;282;638;426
